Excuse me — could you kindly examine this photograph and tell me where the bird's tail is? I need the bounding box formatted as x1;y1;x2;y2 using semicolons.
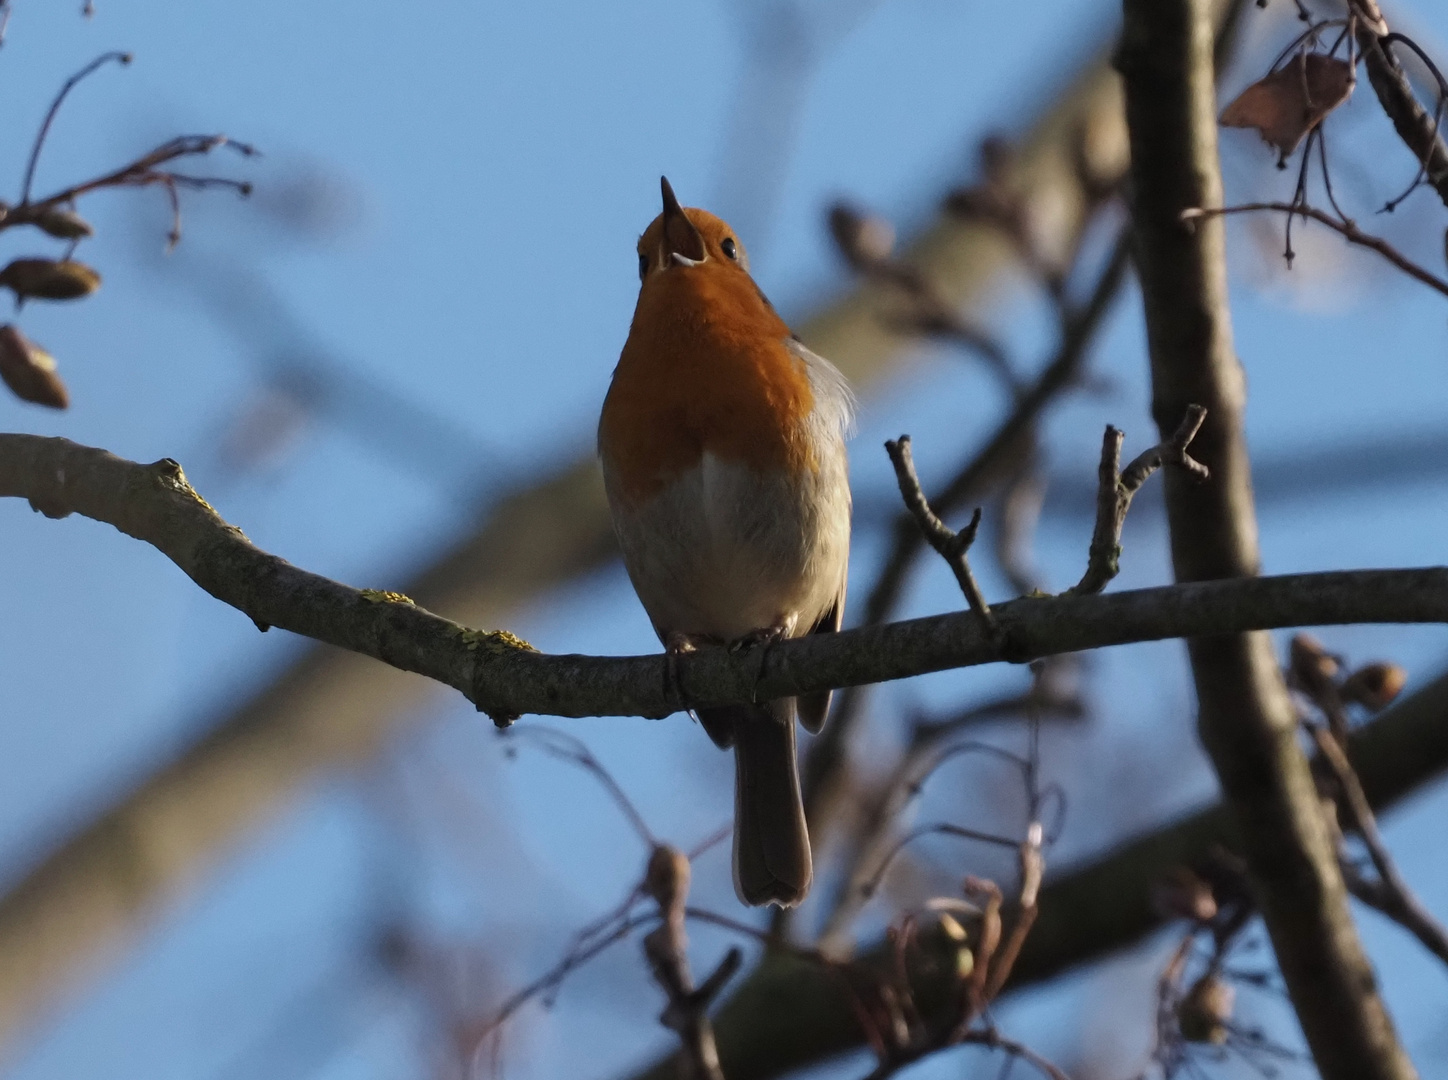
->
728;699;812;907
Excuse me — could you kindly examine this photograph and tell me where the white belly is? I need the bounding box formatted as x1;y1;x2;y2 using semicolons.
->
604;448;850;643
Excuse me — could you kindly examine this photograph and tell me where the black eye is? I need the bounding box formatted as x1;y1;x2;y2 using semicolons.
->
638;252;649;280
721;237;737;260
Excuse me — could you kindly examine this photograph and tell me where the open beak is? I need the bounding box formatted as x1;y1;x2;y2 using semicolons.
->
660;176;707;266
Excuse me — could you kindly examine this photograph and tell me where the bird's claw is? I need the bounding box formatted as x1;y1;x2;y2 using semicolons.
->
728;624;787;654
664;631;715;710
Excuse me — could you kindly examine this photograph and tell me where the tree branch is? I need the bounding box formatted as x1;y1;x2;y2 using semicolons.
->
3;434;1446;723
1350;0;1448;210
1119;0;1416;1075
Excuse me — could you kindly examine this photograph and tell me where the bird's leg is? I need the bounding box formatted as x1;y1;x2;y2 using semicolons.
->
729;623;789;705
664;631;716;711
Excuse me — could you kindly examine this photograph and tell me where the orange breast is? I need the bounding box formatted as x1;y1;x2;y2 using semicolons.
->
600;263;816;506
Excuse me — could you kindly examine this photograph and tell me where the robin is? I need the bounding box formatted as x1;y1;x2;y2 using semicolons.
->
598;178;854;907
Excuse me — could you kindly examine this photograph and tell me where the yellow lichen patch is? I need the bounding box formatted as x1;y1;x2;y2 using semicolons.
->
360;589;415;605
186;487;220;517
152;459;222;518
459;627;536;654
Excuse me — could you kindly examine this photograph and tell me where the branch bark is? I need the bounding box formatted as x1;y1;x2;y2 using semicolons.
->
1119;0;1415;1076
3;434;1446;724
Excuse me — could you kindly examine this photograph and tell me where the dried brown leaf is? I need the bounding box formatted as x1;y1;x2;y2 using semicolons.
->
1220;53;1354;159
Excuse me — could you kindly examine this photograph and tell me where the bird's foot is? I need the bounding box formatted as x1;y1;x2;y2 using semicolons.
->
664;631;717;710
729;624;789;705
727;624;787;654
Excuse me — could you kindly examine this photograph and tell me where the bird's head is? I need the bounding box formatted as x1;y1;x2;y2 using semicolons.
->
636;176;750;286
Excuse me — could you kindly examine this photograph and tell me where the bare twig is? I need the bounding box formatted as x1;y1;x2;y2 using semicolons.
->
1285;635;1448;967
859;823;1021;901
859;1027;1071;1080
18;51;132;205
5;135;256;249
885;435;995;633
503;726;656;847
816;679;1080;950
1181;203;1448;299
642;846;738;1080
473;912;657;1044
1311;725;1448;967
800;229;1133;862
1068;406;1208;595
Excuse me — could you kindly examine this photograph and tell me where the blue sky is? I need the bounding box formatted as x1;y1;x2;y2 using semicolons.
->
3;1;1448;1079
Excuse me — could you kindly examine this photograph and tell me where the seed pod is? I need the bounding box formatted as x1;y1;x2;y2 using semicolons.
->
0;258;101;301
1151;866;1218;924
1289;633;1339;691
1178;974;1234;1045
31;207;95;240
0;324;68;408
935;911;976;979
1340;662;1407;712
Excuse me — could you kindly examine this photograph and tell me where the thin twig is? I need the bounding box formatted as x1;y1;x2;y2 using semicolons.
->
503;726;656;847
19;51;132;205
1310;725;1448;966
473;912;657;1043
1181;202;1448;299
885;435;995;633
859;1027;1072;1080
5;135;256;249
818;685;1080;949
860;823;1022;900
1068;406;1208;595
642;846;735;1080
798;229;1133;872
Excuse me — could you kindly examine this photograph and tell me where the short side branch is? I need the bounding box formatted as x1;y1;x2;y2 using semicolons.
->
885;434;995;632
1069;406;1208;595
1181;203;1448;299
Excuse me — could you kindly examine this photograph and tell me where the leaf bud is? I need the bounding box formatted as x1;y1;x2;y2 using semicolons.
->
0;258;101;301
31;207;95;240
0;324;68;408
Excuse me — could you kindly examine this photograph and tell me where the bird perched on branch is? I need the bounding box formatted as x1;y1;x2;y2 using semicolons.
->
599;178;854;907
